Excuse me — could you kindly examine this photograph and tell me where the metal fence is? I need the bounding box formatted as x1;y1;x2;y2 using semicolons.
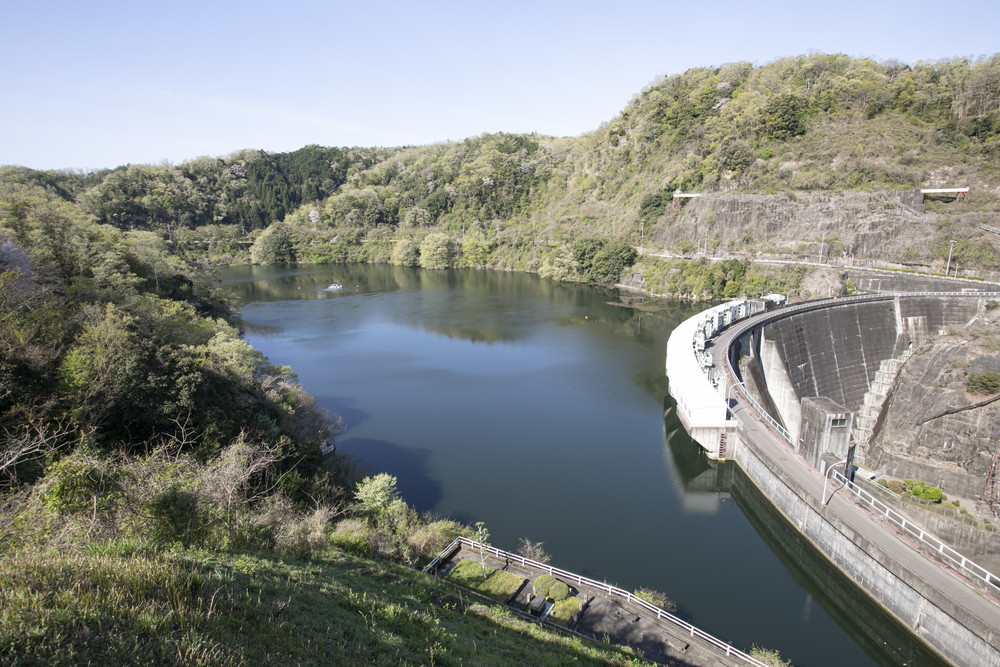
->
424;536;770;667
827;468;1000;597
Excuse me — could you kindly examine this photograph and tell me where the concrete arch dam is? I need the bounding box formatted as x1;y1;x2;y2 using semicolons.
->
666;292;1000;666
739;294;984;472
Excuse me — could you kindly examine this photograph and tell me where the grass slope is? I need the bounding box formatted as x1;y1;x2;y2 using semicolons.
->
0;544;649;666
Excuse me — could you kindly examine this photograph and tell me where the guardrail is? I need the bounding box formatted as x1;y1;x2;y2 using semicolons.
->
425;536;770;666
827;469;1000;597
712;292;1000;598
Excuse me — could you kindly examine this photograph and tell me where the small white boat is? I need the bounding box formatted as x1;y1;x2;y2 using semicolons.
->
323;282;343;291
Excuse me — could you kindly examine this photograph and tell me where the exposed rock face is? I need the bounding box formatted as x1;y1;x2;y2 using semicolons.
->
654;190;934;263
867;323;1000;498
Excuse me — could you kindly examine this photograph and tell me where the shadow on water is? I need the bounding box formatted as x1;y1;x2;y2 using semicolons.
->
319;396;370;432
336;437;443;514
729;469;949;667
661;398;947;666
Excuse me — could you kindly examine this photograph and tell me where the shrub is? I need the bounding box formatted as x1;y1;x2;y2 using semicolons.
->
533;574;571;601
419;233;454;269
903;479;944;503
390;238;420;267
146;484;202;548
633;587;677;612
966;371;1000;394
40;450;121;515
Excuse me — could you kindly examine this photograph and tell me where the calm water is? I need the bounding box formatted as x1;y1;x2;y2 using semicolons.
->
221;263;942;667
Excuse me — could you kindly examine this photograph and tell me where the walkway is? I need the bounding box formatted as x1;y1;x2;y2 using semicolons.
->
426;539;762;667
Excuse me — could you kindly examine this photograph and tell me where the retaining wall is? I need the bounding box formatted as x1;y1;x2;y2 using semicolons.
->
734;432;1000;666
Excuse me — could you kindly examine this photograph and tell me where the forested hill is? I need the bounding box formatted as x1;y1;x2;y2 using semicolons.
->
4;54;999;281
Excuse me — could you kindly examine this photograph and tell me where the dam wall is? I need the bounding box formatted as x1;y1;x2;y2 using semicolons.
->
753;296;983;450
667;291;1000;665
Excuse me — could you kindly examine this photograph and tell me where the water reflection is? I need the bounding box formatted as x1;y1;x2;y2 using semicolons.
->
661;410;946;667
222;263;916;667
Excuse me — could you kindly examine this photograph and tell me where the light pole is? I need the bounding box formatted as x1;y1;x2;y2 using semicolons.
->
946;239;956;277
822;458;849;505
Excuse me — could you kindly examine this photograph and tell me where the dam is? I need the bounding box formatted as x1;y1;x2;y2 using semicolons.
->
666;289;1000;666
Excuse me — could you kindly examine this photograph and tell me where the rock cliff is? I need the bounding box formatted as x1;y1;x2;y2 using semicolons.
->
867;318;1000;498
652;190;994;271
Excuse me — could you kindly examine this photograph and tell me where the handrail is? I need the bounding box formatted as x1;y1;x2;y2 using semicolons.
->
426;537;770;667
828;469;1000;596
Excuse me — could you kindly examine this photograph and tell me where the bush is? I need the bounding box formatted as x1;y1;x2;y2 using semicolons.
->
533;574;571;601
966;371;1000;394
419;233;454;269
40;450;121;515
146;484;202;548
903;479;944;503
633;587;677;612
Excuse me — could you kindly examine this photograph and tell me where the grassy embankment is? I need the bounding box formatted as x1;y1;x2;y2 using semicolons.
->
0;543;649;666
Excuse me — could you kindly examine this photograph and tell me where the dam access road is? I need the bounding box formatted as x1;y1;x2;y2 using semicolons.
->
691;292;1000;665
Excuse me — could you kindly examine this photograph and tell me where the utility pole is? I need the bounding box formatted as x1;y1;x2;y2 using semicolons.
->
818;232;826;264
946;239;956;276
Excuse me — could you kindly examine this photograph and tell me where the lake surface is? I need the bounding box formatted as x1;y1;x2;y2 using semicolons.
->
221;263;942;667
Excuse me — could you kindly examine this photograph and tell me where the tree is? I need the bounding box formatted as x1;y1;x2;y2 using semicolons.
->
419;233;454;269
474;521;490;576
591;240;638;284
249;223;296;264
516;536;551;563
354;473;401;517
391;238;420;267
716;139;754;173
762;94;808;140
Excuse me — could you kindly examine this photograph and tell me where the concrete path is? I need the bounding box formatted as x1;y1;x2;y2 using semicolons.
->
435;544;746;667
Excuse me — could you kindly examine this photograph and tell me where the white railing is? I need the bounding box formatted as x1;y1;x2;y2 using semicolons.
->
425;537;770;667
827;469;1000;597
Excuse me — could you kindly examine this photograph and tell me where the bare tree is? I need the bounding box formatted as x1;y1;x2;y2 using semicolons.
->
198;434;285;542
516;536;552;564
0;421;76;489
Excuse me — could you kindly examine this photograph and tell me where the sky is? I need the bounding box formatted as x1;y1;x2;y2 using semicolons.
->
2;0;998;171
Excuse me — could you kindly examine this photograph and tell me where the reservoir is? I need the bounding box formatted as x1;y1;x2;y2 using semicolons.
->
221;263;943;667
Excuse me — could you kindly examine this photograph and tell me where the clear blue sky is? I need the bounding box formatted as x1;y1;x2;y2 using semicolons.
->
3;0;998;171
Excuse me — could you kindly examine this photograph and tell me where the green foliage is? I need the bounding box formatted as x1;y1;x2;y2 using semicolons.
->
419;232;454;269
145;484;202;547
40;449;121;515
446;559;524;602
639;190;673;220
391;237;421;266
571;238;638;284
633;587;677;612
903;479;945;503
249;223;296;264
532;574;571;602
762;94;809;140
0;547;645;666
966;371;1000;394
460;231;495;267
354;473;401;517
547;596;583;626
716;139;754;172
750;645;792;666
